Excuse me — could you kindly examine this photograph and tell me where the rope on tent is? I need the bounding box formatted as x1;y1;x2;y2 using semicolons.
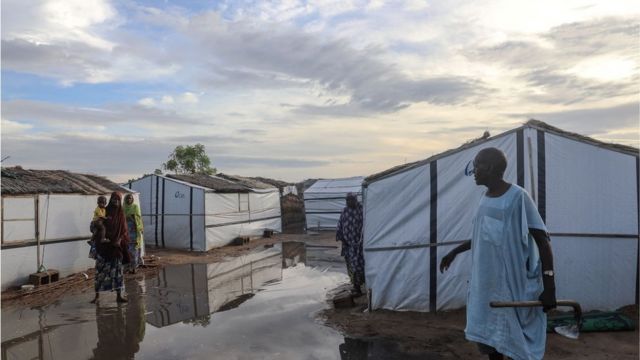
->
38;192;51;273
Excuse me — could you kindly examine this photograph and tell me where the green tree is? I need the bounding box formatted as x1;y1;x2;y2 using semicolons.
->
162;144;216;175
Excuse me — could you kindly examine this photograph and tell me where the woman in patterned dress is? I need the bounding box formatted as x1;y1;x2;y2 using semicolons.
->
91;192;131;303
336;193;365;295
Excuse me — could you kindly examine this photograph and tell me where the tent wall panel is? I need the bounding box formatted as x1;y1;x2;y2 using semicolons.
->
1;246;36;289
546;134;638;235
367;248;430;311
3;196;35;219
1;240;94;290
161;179;195;250
205;193;250;226
364;165;430;249
192;188;206;251
552;236;637;310
132;175;201;250
2;220;35;243
2;196;36;243
35;195;96;241
248;191;281;218
364;164;431;310
205;216;281;249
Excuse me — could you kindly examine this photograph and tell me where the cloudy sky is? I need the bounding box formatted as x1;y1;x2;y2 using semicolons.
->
2;0;638;182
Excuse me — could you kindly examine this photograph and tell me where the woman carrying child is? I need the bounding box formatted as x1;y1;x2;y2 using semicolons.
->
124;193;144;274
91;192;130;303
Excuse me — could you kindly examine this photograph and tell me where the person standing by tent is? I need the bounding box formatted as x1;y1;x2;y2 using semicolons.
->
91;192;131;303
124;193;144;274
439;147;556;360
336;193;365;295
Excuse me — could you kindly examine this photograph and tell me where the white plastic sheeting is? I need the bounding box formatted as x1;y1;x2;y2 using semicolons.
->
363;125;638;312
2;196;36;242
205;192;282;249
130;174;282;252
304;176;364;230
1;192;141;290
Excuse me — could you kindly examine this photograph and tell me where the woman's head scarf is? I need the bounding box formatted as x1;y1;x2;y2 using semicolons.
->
97;192;131;263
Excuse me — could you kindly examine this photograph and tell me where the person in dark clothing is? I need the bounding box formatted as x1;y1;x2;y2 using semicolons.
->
336;193;365;295
91;192;131;303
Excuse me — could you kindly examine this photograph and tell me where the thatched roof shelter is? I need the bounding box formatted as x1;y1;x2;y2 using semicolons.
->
166;174;250;193
247;176;292;189
1;167;128;195
217;173;276;190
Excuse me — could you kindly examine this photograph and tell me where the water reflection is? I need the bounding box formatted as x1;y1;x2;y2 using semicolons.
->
145;245;288;328
339;337;442;360
1;281;146;360
2;241;346;360
92;281;146;359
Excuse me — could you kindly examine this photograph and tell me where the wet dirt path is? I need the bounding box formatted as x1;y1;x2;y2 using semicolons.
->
2;235;444;359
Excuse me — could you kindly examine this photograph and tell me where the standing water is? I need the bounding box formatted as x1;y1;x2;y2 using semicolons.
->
2;242;440;359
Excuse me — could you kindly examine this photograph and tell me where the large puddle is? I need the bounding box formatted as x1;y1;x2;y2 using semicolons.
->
2;242;440;359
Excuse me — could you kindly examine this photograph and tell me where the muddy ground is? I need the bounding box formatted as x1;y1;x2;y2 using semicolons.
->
3;230;638;359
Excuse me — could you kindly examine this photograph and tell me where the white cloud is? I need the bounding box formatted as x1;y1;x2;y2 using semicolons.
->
569;56;637;81
138;97;156;107
180;92;199;104
161;95;175;104
2;0;116;49
1;118;33;135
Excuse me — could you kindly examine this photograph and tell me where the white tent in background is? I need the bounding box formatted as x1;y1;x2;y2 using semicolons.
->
303;176;364;230
1;167;140;290
127;173;281;251
363;120;639;312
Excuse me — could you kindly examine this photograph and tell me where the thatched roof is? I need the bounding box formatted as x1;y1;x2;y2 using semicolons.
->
366;120;639;184
216;173;276;190
166;174;250;193
1;167;129;195
247;176;293;189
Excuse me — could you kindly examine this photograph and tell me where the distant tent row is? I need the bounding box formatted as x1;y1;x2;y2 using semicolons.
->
0;167;139;290
362;120;639;312
127;173;282;252
303;176;364;230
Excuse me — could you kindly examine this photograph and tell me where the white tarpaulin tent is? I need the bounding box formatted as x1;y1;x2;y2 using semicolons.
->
1;167;139;290
127;173;281;251
363;121;639;312
304;176;364;230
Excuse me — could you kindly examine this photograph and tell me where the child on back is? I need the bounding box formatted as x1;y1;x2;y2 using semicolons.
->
90;196;108;244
